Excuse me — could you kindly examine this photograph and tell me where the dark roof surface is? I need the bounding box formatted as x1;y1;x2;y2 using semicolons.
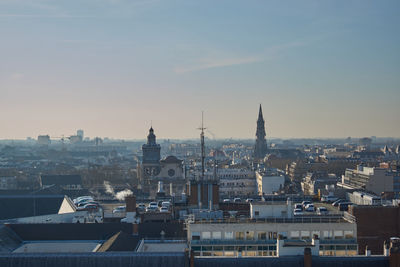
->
0;195;65;220
97;231;140;252
161;156;182;164
40;175;82;186
0;225;22;252
9;223;133;241
8;221;185;241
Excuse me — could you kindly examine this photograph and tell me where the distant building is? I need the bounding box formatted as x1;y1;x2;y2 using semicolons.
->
253;104;268;161
256;169;285;195
341;165;399;195
205;168;256;198
40;175;82;190
301;171;337;196
155;156;186;196
187;210;357;257
77;129;84;139
141;127;161;177
138;128;186;196
37;135;50;146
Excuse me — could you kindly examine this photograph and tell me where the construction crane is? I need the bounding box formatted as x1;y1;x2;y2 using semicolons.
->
51;135;70;151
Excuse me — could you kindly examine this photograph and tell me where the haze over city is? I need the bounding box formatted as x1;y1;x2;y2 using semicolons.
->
1;0;399;140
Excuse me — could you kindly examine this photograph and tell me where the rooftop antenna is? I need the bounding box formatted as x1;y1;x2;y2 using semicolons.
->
197;111;206;182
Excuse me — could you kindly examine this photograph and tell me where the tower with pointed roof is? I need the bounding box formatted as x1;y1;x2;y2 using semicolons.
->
141;127;161;176
253;104;268;161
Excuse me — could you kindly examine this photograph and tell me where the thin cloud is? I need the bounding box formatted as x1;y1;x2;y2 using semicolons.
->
174;56;262;74
173;40;309;74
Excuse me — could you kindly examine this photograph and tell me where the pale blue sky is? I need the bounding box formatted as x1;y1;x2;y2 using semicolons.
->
0;0;399;139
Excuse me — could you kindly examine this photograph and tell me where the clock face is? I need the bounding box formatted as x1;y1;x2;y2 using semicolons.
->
168;169;175;177
145;166;161;176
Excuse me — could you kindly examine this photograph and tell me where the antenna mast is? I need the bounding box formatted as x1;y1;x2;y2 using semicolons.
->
198;111;206;181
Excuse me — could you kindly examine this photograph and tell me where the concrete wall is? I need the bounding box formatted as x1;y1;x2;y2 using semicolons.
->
250;203;292;219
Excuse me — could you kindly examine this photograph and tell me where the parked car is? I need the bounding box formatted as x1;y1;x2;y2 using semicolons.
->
80;203;99;212
317;207;329;215
294;203;303;211
246;198;254;203
113;206;126;213
234;198;241;203
137;203;146;211
321;196;338;203
160;207;169;213
74;197;94;206
77;201;98;207
305;204;315;212
73;196;93;204
339;202;352;211
149;202;158;208
332;199;346;207
146;206;158;212
293;208;303;216
223;199;231;203
302;201;312;209
162;201;171;208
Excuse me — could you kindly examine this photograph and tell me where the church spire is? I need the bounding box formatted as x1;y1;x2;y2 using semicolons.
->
254;104;267;160
258;104;263;122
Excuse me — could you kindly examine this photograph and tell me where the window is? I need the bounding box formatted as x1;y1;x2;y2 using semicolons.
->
301;231;310;239
255;211;259;216
344;231;353;239
225;232;234;239
258;232;267;240
212;232;221;239
202;232;211;239
192;232;200;240
279;232;288;239
334;230;343;239
268;232;277;239
235;232;244;240
323;231;333;239
291;231;300;239
312;231;320;239
246;231;254;240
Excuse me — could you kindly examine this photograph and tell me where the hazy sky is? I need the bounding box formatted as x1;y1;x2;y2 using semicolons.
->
1;0;399;140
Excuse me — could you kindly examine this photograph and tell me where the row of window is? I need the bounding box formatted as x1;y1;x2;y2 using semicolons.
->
192;230;354;241
191;245;358;257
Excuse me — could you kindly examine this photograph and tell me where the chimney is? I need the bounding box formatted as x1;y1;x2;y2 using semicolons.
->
133;223;139;235
390;238;400;267
125;195;136;212
304;248;312;267
124;195;137;224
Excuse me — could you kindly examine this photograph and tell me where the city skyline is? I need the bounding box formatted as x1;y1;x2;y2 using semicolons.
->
1;0;399;139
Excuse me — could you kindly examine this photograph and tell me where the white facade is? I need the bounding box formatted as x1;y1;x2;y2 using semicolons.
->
342;166;394;195
256;170;285;195
187;218;358;257
188;220;356;242
250;201;293;219
204;168;256;197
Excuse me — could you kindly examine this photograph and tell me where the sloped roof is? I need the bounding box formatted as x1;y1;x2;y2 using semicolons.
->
161;156;182;164
9;223;133;241
40;175;82;186
97;231;140;252
0;195;65;220
0;225;22;252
